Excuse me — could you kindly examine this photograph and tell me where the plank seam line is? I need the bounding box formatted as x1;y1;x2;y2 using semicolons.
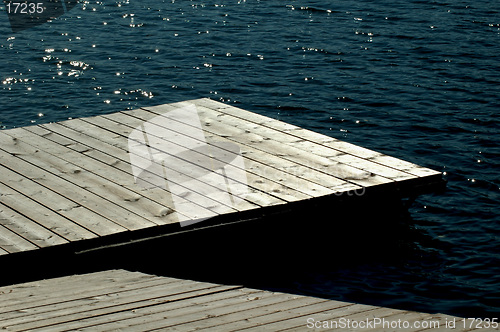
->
75;115;293;204
128;108;336;196
9;286;244;331
12;127;170;228
190;102;444;193
34;122;197;222
232;305;384;332
54;287;261;331
143;297;338;332
138;106;382;191
0;201;68;246
73;118;257;210
0;223;41;251
0;277;185;314
0;159;104;238
84;114;313;201
196;99;438;179
0;183;77;242
51;120;243;218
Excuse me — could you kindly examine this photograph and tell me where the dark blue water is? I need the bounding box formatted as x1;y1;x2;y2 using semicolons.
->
1;0;499;318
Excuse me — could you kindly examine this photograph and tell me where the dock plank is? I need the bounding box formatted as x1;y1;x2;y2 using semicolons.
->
151;296;346;332
65;116;285;207
0;270;164;313
194;104;422;184
200;99;442;185
119;294;328;332
0;182;96;242
262;303;380;332
28;123;205;221
54;116;263;211
0;224;38;253
144;103;394;189
192;98;442;179
107;109;357;196
58;289;275;332
165;101;411;179
0;202;68;248
0;161;127;237
5;128;174;229
0;281;230;331
0;270;143;304
88;113;314;202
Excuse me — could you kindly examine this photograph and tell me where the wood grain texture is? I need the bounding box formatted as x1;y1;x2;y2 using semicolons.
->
0;98;443;258
0;270;473;332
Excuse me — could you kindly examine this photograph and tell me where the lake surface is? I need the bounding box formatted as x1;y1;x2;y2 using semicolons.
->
1;0;499;318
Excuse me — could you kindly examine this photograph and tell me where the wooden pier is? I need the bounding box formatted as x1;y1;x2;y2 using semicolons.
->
0;269;476;331
0;98;443;257
0;99;458;330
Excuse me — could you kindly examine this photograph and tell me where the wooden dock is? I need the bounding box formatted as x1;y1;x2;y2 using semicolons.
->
0;99;461;330
0;269;477;331
0;98;444;257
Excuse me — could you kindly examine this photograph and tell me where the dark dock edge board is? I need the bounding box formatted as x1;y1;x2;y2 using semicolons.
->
0;187;422;290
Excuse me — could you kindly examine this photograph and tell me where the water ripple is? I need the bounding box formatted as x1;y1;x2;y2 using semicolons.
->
0;0;499;318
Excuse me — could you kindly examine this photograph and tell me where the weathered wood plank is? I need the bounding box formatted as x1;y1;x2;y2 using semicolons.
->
194;104;418;183
0;224;38;253
86;113;314;202
367;154;442;178
199;99;441;184
257;303;379;331
57;289;270;332
107;108;357;197
364;311;441;332
0;161;127;237
100;110;332;200
192;98;441;179
143;103;392;189
48;118;270;215
64;116;285;208
0;203;68;248
197;299;369;332
28;123;208;222
0;282;239;331
0;270;145;304
74;116;275;207
0;278;198;325
0;270;470;332
0;183;96;242
0;270;161;312
4;128;176;228
85;292;307;331
0;279;191;326
7;131;182;226
155;296;349;331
